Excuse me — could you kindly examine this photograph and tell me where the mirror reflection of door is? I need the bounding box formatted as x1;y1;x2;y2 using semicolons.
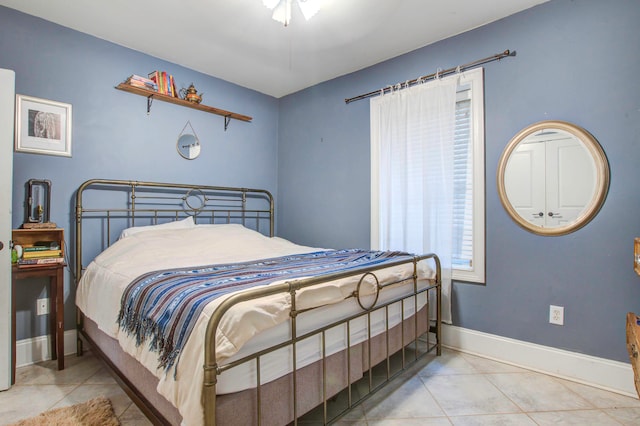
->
504;130;596;228
546;136;596;227
504;141;545;226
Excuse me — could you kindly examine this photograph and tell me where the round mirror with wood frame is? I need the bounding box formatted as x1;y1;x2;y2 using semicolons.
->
497;120;609;236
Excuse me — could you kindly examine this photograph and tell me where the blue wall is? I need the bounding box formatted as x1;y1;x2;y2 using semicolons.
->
0;7;279;340
3;0;640;364
277;0;640;363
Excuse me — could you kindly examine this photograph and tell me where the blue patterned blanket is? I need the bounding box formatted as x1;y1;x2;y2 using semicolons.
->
117;249;412;373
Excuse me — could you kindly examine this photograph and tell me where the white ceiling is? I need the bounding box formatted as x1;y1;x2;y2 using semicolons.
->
0;0;549;98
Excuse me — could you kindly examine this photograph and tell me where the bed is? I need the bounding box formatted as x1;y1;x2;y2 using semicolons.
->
74;179;442;425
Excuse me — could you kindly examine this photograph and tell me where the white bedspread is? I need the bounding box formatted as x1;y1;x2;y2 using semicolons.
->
76;224;434;425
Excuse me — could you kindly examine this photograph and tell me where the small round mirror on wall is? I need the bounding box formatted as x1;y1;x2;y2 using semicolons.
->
497;120;609;236
177;133;200;160
176;120;201;160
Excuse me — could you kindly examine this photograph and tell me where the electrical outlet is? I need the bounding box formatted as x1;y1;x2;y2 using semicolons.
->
36;298;49;316
549;305;564;325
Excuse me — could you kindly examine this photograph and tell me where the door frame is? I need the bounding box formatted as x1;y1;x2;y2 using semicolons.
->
0;68;15;390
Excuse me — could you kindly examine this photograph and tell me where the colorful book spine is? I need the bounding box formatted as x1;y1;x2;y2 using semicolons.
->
161;71;168;95
147;71;157;84
143;71;179;95
22;249;62;259
23;245;54;252
130;74;156;85
170;75;177;97
127;77;157;91
148;71;160;93
18;257;64;266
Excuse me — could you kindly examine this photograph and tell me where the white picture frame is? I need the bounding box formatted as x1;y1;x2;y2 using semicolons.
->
15;94;72;157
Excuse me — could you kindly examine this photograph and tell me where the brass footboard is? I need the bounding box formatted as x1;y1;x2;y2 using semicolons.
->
204;254;441;425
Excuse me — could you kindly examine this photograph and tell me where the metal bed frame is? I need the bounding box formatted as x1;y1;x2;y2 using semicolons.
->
74;179;441;425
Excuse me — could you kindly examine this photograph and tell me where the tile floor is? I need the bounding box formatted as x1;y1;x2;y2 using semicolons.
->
1;348;640;425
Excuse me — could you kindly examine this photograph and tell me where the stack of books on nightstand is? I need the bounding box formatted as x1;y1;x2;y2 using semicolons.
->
17;241;63;267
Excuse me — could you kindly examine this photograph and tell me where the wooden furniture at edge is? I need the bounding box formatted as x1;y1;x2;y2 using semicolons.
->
635;237;640;276
11;228;65;384
626;312;640;398
115;83;252;128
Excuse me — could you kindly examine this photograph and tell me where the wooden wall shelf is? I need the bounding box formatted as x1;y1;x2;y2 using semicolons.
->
115;83;252;130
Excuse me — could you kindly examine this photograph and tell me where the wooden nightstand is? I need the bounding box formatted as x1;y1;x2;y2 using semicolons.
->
11;228;66;385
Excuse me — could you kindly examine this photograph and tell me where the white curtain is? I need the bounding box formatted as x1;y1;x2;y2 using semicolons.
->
370;75;458;324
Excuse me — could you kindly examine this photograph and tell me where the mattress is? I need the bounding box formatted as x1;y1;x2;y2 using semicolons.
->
76;223;434;425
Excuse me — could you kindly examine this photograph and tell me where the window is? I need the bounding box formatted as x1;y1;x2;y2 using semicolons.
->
371;68;485;283
451;69;485;282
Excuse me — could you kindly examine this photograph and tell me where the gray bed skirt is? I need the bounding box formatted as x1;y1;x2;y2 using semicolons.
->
80;305;429;425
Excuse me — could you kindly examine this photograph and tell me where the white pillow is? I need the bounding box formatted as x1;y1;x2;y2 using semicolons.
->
119;216;194;239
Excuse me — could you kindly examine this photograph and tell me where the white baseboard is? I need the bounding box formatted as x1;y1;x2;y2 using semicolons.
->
16;326;636;398
15;330;78;368
442;324;637;397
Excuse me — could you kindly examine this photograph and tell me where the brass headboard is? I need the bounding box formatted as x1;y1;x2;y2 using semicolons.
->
74;179;274;284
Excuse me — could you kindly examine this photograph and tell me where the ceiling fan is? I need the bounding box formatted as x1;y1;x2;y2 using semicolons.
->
262;0;323;26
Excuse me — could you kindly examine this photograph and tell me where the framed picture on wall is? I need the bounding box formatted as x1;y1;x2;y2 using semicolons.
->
15;94;72;157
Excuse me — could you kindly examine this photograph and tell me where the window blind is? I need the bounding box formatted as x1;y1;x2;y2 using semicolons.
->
452;91;473;268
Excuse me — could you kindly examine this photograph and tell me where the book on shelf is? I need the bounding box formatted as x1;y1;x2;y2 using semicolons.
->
130;74;156;85
170;75;177;98
162;71;170;96
128;79;157;91
23;245;55;252
148;71;158;83
147;70;177;97
125;75;157;91
148;70;162;93
33;240;61;249
17;257;64;266
22;249;62;259
24;240;60;250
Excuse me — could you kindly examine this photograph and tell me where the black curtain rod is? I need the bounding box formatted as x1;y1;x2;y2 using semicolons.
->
344;49;516;104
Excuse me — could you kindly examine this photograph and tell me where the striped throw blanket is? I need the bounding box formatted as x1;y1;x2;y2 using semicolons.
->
117;249;411;372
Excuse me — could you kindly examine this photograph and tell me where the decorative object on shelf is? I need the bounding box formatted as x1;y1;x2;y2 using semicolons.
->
115;82;251;131
176;121;201;160
10;241;18;264
180;84;203;104
15;94;72;157
262;0;323;26
22;178;57;229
